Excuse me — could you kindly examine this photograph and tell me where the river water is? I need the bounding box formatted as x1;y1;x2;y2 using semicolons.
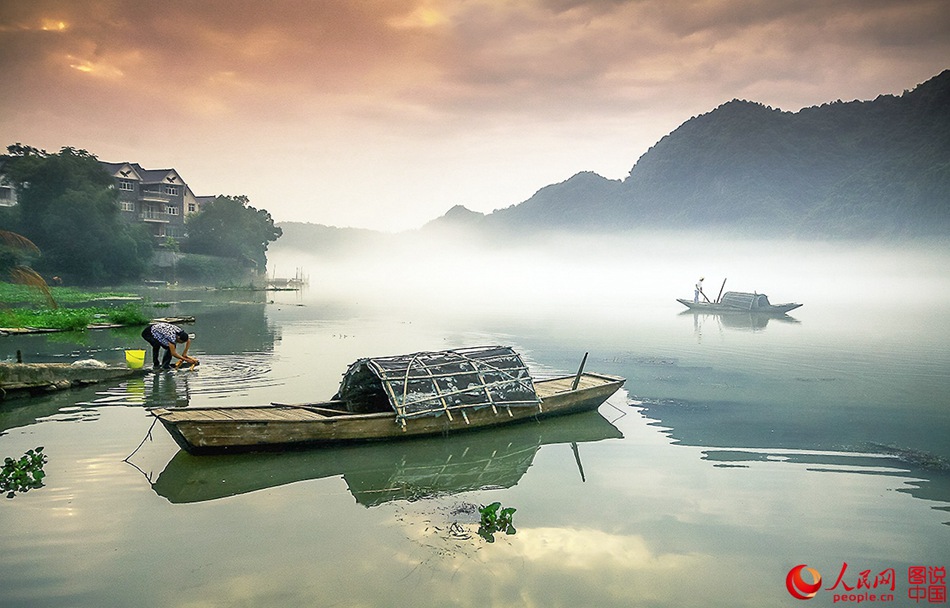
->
1;236;948;607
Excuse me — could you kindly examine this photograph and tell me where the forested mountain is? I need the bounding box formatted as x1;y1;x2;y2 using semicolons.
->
280;70;949;247
469;69;950;238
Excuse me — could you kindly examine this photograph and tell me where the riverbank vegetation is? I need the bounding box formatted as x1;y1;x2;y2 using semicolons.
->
1;145;282;286
0;302;150;332
0;282;139;305
0;283;150;331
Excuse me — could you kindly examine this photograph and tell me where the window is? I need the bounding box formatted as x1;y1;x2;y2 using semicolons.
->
120;201;134;212
164;185;179;196
165;205;179;215
119;180;135;191
187;202;196;213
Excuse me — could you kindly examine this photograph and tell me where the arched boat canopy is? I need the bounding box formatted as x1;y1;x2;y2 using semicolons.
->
336;346;540;422
719;291;772;310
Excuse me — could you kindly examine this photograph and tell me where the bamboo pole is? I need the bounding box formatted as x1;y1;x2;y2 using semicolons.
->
571;352;589;390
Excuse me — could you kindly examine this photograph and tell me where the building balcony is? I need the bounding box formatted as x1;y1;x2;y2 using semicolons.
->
141;192;171;203
140;211;169;223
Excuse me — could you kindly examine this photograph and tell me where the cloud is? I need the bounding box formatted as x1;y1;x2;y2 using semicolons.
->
1;0;947;229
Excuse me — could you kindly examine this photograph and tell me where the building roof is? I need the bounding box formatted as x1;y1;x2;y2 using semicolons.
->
99;161;182;185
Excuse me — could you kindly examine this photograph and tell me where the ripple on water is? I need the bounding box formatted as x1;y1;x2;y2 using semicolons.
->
75;353;285;409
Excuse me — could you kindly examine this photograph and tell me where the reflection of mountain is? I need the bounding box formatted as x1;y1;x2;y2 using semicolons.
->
680;310;800;331
702;446;950;520
639;400;950;518
151;409;623;505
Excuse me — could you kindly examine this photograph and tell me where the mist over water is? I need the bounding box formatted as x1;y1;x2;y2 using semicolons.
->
268;229;950;316
266;229;950;458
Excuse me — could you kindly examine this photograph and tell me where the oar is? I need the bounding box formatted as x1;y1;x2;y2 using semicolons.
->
571;352;589;390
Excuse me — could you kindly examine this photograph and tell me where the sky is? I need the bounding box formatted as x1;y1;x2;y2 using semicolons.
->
1;1;948;232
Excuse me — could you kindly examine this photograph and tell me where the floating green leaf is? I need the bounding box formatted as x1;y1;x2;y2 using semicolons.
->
0;447;48;498
477;501;517;542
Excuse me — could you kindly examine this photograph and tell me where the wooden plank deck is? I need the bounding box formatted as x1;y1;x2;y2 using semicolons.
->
535;373;614;398
158;407;329;423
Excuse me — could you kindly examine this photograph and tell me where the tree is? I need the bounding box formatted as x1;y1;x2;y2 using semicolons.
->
2;144;153;284
184;195;282;272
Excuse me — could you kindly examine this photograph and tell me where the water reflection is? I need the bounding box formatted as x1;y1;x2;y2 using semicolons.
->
1;288;280;367
639;401;950;520
681;310;801;333
150;409;623;505
701;445;950;523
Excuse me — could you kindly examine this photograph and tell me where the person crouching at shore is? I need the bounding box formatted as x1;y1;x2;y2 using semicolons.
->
141;322;199;369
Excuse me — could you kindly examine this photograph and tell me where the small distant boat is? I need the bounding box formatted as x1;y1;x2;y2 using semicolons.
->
677;291;802;314
151;346;625;454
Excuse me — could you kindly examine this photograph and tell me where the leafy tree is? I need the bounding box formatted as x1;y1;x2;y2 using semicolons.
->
2;145;153;284
184;195;282;272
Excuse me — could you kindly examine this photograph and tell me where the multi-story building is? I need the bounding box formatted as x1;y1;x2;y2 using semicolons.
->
99;161;203;240
0;159;18;208
0;159;205;239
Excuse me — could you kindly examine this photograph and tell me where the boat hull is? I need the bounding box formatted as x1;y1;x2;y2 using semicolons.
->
676;298;802;314
152;372;625;454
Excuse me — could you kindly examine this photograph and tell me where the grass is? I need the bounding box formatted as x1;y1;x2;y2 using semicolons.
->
0;303;151;331
0;281;164;331
0;283;140;305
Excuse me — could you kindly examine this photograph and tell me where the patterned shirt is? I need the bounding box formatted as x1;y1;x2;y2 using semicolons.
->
149;323;184;347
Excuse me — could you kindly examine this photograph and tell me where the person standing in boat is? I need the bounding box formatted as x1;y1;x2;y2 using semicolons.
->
141;322;198;369
694;277;705;303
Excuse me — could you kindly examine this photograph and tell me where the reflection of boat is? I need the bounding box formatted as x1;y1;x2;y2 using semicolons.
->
679;310;801;330
151;409;624;505
151;346;625;454
676;291;802;314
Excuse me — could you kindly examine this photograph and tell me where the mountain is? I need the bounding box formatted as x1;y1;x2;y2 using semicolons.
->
438;69;950;238
486;171;622;229
274;221;398;257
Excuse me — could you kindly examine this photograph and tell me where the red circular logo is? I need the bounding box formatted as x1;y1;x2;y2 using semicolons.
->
786;564;823;600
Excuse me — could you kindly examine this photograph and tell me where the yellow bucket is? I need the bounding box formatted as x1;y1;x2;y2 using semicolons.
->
125;349;146;369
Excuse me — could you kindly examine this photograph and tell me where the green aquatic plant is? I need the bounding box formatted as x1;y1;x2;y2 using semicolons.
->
0;302;149;331
477;501;517;542
1;447;47;498
106;302;150;326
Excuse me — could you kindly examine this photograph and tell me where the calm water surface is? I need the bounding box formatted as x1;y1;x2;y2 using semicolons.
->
1;238;948;607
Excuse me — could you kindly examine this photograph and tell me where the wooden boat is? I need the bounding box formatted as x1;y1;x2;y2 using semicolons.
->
151;346;625;454
150;409;624;504
677;291;802;314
